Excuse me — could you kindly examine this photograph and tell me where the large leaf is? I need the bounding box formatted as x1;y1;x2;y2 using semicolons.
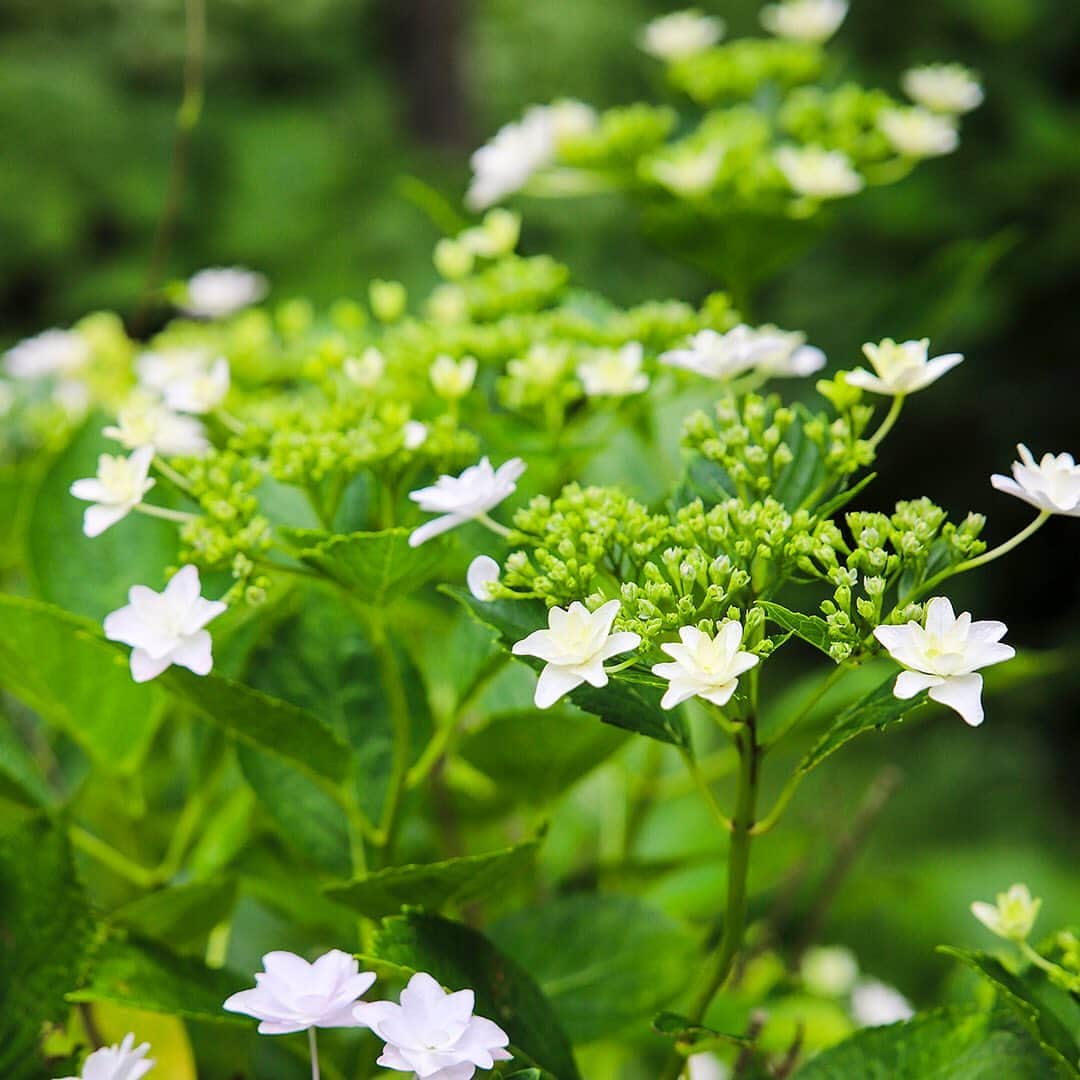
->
112;879;239;951
26;417;181;620
369;911;581;1080
0;820;95;1080
794;1006;1073;1079
325;839;540;919
490;895;697;1042
279;526;450;606
758;601;833;657
68;934;247;1025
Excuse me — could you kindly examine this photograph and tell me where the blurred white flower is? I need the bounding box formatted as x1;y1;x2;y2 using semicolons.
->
182;267;267;319
902;64;983;115
651;145;725;198
467;555;501;601
760;0;848;43
104;565;226;683
851;979;914;1027
403;420;428;450
660;327;761;381
775;145;863;200
750;326;827;378
430;354;478;400
136;347;212;394
513;599;640;709
163;357;230;415
874;596;1014;727
58;1032;155;1080
847;337;962;396
878;107;958;158
354;971;512;1079
53;379;92;420
685;1053;731;1080
69;446;156;538
652;622;759;710
546;99;598;141
801;945;860;997
344;346;386;389
970;883;1041;942
991;445;1080;517
578;342;649;397
466;108;556;211
224;950;376;1034
104;396;210;457
408;456;525;547
639;10;724;61
4;328;89;380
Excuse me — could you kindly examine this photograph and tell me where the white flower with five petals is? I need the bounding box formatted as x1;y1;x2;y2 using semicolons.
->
182;267;267;319
902;64;983;115
652;622;759;709
70;446;156;537
4;328;90;380
577;342;650;397
991;445;1080;517
847;338;962;396
162;357;230;415
873;596;1014;727
103;396;210;457
58;1032;155;1080
639;10;724;61
408;457;524;547
104;565;226;683
760;0;848;43
353;971;512;1079
512;599;640;709
775;145;863;200
224;950;376;1034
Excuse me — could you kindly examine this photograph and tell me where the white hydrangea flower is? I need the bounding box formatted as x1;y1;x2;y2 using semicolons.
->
991;445;1080;517
652;622;759;710
902;64;984;115
878;107;958;158
403;420;429;450
775;145;864;200
467;555;501;601
801;945;860;997
408;456;525;547
104;565;226;683
577;342;649;397
103;396;210;457
344;346;386;388
135;347;212;394
873;596;1014;727
512;599;640;709
660;327;762;381
4;328;90;380
650;145;725;198
546;99;598;142
970;883;1041;942
750;326;827;378
58;1032;155;1080
163;356;231;415
430;354;478;400
182;267;268;319
639;10;724;61
760;0;848;43
53;379;92;420
685;1054;731;1080
851;979;914;1027
847;337;962;396
224;950;376;1034
466;108;556;211
69;446;156;538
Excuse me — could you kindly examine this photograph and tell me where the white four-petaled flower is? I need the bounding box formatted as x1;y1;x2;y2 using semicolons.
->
58;1032;155;1080
512;599;640;709
5;328;90;380
847;337;962;396
873;596;1014;727
70;446;156;537
652;622;759;710
760;0;848;43
577;342;650;397
354;971;512;1080
639;10;724;61
224;950;376;1034
408;457;525;547
970;883;1041;942
878;107;958;158
104;565;226;683
103;396;210;457
991;445;1080;517
902;64;983;115
775;145;864;200
182;267;268;319
162;356;231;415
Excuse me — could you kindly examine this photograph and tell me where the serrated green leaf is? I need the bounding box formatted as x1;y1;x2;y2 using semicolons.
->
280;526;450;606
490;895;697;1042
759;601;833;657
325;839;540;919
68;934;247;1024
112;879;238;950
369;911;581;1080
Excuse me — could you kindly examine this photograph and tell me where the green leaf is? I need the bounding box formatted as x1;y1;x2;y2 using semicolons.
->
325;839;540;919
369;911;581;1080
490;895;697;1042
773;404;827;511
280;526;450;606
26;417;180;620
68;933;248;1025
814;472;878;520
0;595;164;774
0;461;40;571
797;675;924;777
939;946;1080;1069
0;820;95;1080
673;455;738;509
758;601;833;657
112;879;238;950
0;714;53;808
793;1006;1073;1079
505;1071;543;1080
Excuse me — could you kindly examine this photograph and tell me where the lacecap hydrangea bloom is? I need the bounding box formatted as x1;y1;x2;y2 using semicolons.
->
902;63;983;115
991;445;1080;516
58;1033;154;1080
847;337;962;396
70;446;156;538
408;457;525;547
970;883;1042;942
652;621;759;709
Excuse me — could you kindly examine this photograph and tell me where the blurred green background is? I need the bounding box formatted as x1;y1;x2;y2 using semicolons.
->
2;0;1077;1020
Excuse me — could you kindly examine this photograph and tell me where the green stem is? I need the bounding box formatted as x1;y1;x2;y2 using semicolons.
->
762;663;850;752
153;457;194;493
680;748;734;833
867;395;905;450
369;617;412;865
69;826;158;889
135;503;199;525
477;512;511;538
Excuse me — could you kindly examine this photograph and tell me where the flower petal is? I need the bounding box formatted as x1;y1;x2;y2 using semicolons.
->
927;672;984;726
534;663;584;708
